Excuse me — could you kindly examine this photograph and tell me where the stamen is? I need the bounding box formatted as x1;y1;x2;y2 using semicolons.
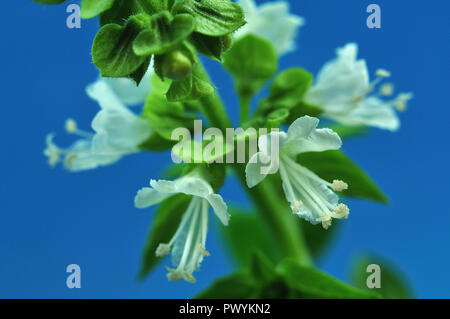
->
333;203;350;219
380;83;394;96
293;200;303;214
64;153;77;166
199;244;210;257
331;180;348;192
376;69;391;78
183;271;197;284
322;217;332;230
166;268;183;282
155;243;171;257
65;118;78;133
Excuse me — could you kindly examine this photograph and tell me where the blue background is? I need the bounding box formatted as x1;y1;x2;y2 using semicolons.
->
1;0;448;298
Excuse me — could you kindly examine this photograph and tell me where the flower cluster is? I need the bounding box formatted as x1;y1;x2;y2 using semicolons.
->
41;0;413;284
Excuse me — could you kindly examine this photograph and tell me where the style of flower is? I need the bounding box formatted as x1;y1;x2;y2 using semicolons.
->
305;43;413;131
235;0;305;56
134;175;230;283
245;116;349;229
44;75;152;171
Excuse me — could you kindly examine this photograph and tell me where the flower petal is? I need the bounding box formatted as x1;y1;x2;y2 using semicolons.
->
134;187;170;208
206;193;230;226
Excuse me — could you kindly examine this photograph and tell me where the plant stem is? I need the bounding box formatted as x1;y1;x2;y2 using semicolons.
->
196;62;312;266
239;94;251;124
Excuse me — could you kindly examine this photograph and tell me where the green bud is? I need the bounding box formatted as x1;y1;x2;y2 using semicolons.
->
161;50;193;80
220;34;233;52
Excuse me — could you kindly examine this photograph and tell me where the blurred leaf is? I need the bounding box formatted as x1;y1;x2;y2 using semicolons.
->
249;252;277;283
138;194;191;280
99;0;143;26
219;208;282;266
195;272;258;299
351;255;415;299
277;259;381;299
223;35;277;98
81;0;115;19
298;150;389;203
173;0;245;36
142;92;197;140
301;219;341;260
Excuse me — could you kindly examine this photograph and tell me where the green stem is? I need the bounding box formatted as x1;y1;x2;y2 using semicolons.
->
239;94;251;124
196;62;312;266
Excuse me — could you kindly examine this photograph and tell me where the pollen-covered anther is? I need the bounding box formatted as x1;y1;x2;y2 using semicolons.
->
199;245;210;257
155;243;171;257
64;153;77;166
331;180;348;192
321;218;332;230
380;83;394;96
333;203;350;219
183;271;197;284
166;268;183;282
292;200;303;213
376;68;391;78
65;118;78;134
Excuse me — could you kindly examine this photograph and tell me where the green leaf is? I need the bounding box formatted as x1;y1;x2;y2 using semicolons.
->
287;101;323;123
99;0;143;26
166;63;214;102
190;33;229;61
277;259;381;299
297;150;389;203
195;272;258;299
139;131;176;152
92;14;151;79
81;0;115;19
223;35;277;98
142;92;197;140
301;219;341;260
351;255;415;299
171;138;234;165
266;108;290;128
173;0;245;36
219;208;281;266
33;0;66;4
249;252;277;283
138;194;191;280
133;12;195;56
255;68;316;120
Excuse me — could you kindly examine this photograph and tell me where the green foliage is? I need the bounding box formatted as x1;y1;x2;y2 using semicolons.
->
166;63;215;101
223;35;278;98
277;259;381;299
219;208;282;266
301;219;341;260
92;14;151;83
330;124;368;139
99;0;143;26
141;91;197;140
133;12;195;56
138;194;191;280
351;256;415;299
298;150;389;203
197;254;380;299
196;272;259;299
173;0;245;36
81;0;115;19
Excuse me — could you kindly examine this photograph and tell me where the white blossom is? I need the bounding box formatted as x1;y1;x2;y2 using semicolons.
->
235;0;305;56
245;116;349;229
134;175;229;283
305;43;413;131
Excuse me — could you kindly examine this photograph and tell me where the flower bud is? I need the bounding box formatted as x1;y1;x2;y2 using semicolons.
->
220;34;233;52
161;50;192;81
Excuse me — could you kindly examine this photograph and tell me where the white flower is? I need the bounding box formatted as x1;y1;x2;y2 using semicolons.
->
305;43;413;131
134;175;230;283
44;73;152;171
245;116;349;229
235;0;305;56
